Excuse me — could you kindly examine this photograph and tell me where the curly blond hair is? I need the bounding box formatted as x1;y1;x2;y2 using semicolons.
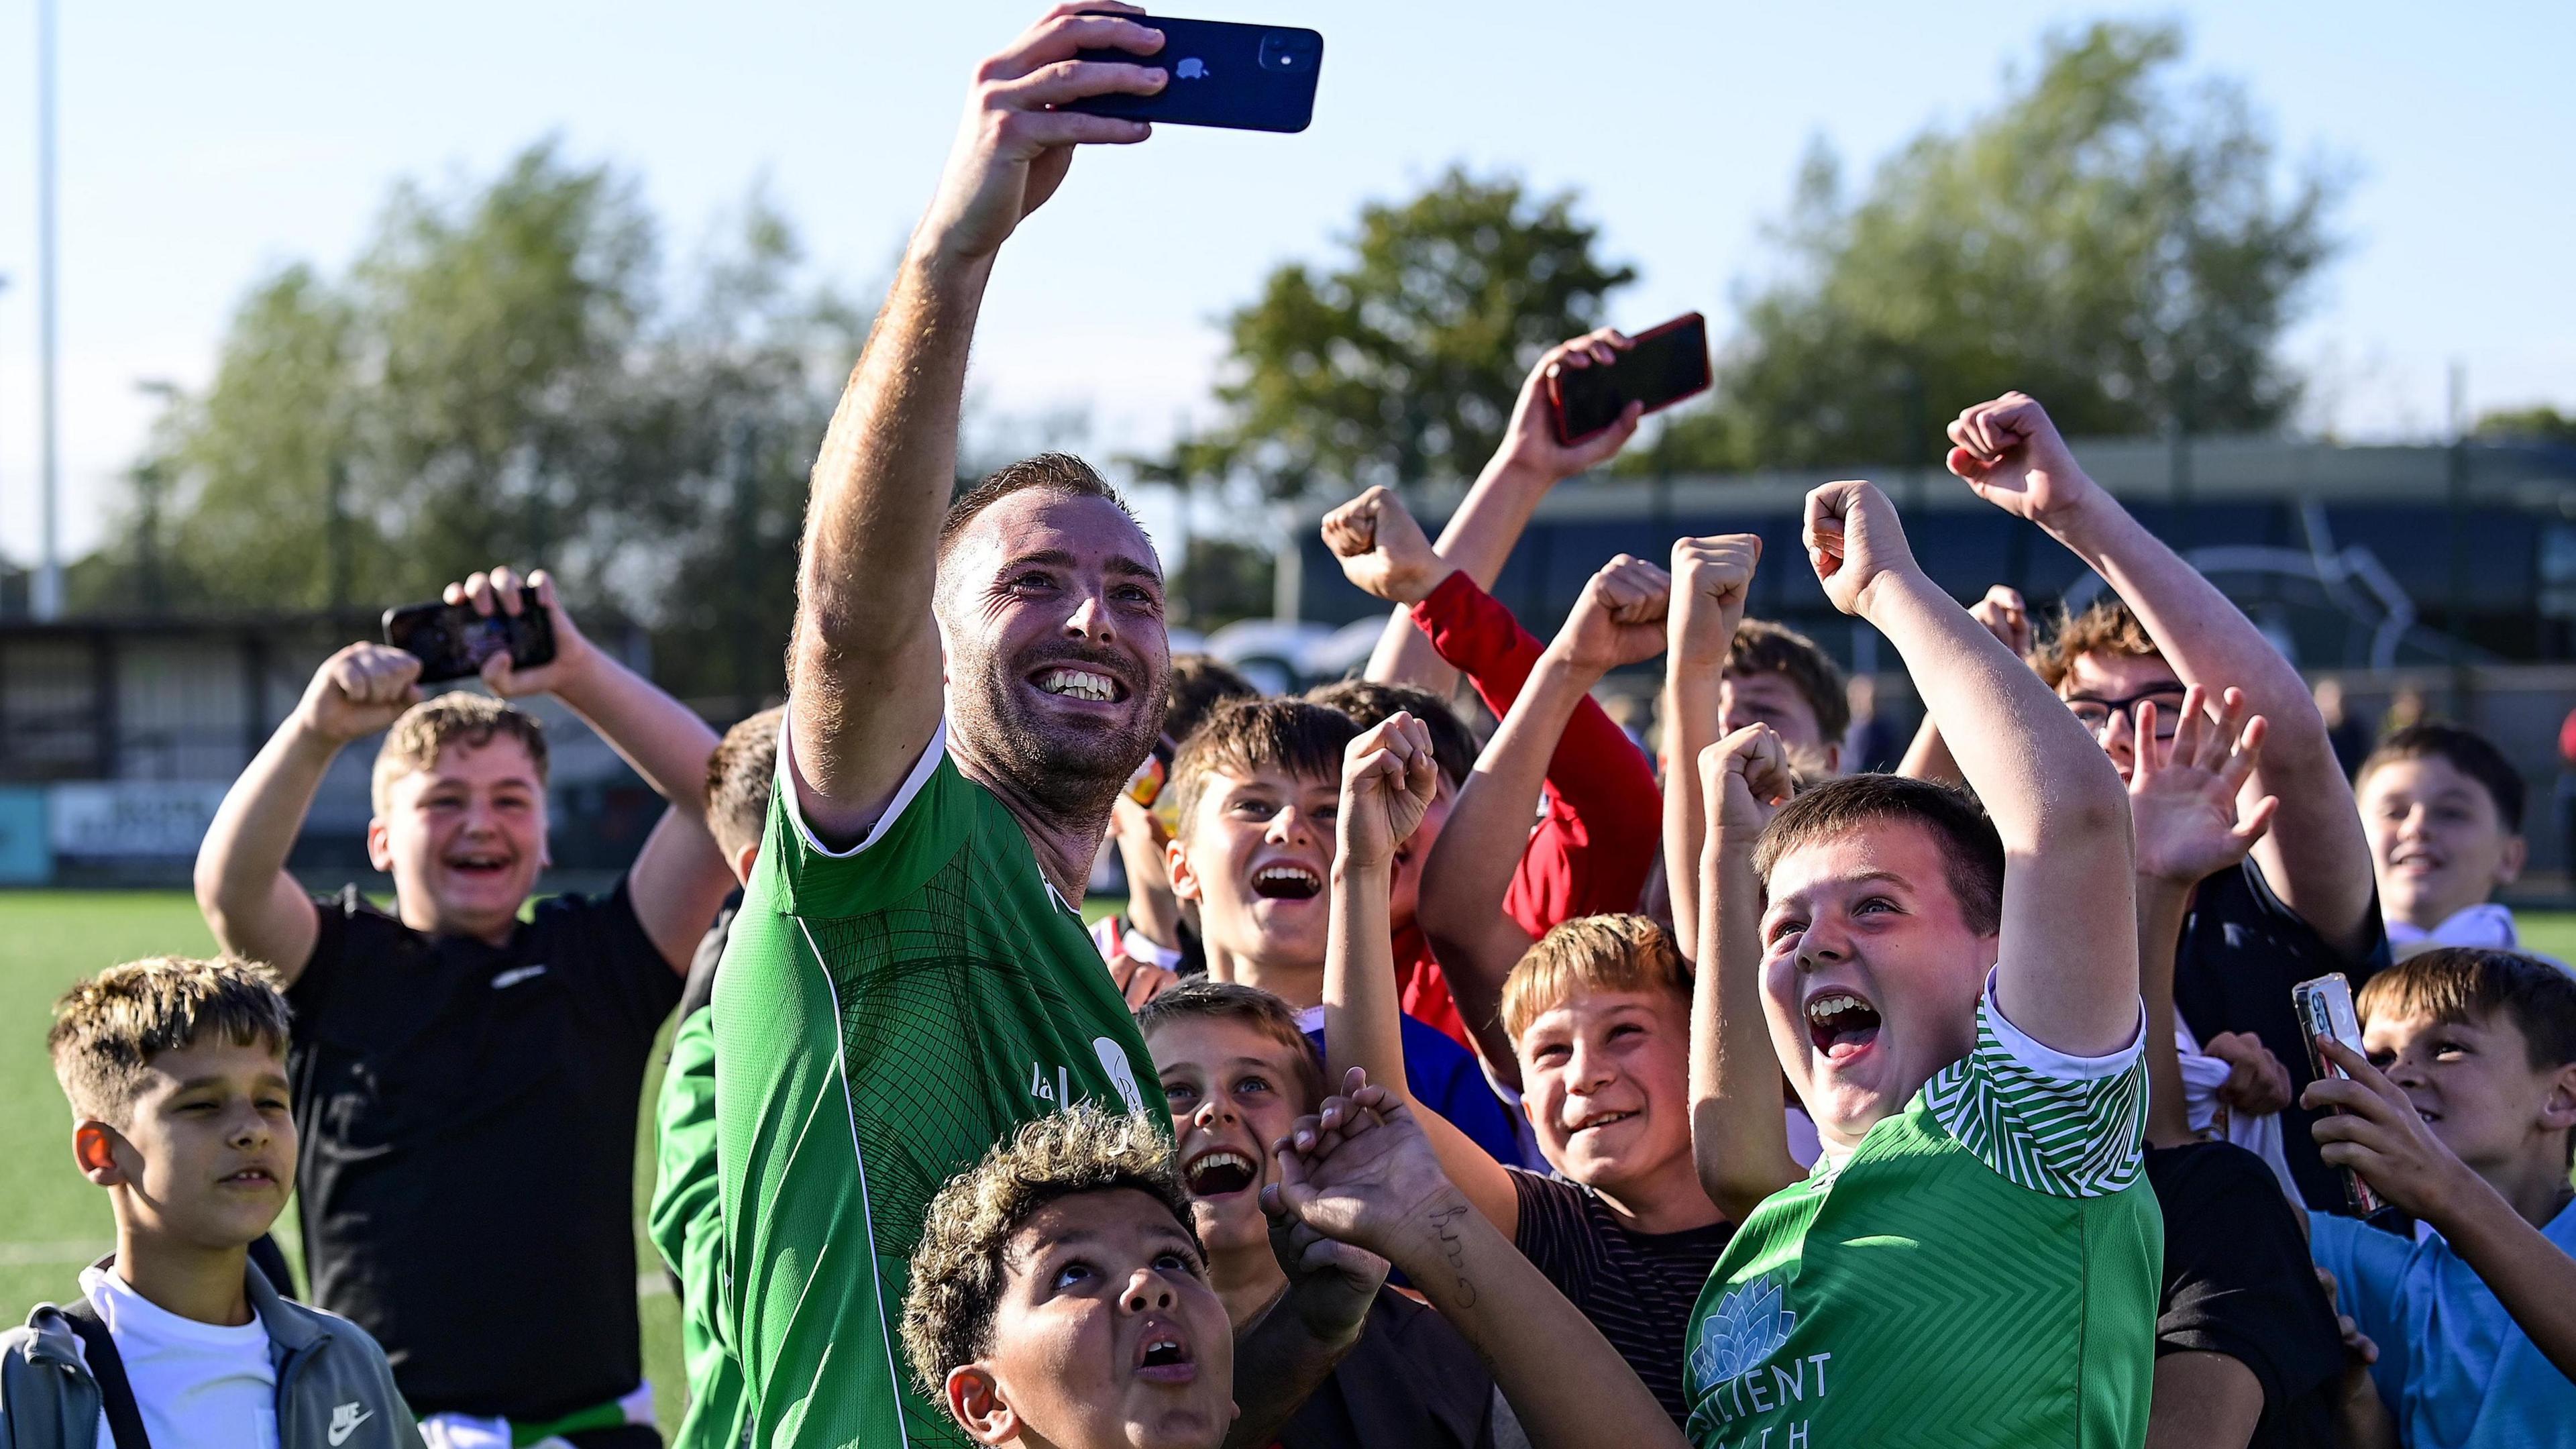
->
900;1106;1196;1399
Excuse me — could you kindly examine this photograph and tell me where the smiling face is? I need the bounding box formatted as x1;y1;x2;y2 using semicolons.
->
1148;1016;1314;1267
1167;765;1336;1002
939;490;1173;820
2363;1008;2576;1181
2361;754;2526;931
1759;822;1997;1150
957;1189;1235;1449
2057;650;2186;784
369;736;548;943
1513;987;1695;1192
83;1036;297;1250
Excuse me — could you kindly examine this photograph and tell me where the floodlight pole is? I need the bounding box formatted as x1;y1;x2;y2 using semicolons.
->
34;0;62;621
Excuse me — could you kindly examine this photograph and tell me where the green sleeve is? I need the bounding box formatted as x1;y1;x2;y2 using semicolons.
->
650;1008;749;1449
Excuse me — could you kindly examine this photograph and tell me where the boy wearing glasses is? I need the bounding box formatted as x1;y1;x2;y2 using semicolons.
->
1933;392;2390;1212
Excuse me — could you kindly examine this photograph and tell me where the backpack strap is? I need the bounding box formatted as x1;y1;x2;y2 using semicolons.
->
57;1298;154;1449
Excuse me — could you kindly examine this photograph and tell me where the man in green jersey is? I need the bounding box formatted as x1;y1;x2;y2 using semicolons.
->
1684;480;2166;1448
713;8;1377;1446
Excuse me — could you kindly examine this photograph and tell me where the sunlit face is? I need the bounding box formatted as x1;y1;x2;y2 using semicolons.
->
83;1036;296;1251
2360;755;2525;931
1720;670;1841;773
1386;775;1456;931
1168;766;1336;999
2362;1008;2576;1180
370;737;548;943
951;1189;1235;1449
1512;988;1695;1193
939;490;1173;818
1149;1016;1313;1271
2057;651;2186;784
1759;823;1996;1151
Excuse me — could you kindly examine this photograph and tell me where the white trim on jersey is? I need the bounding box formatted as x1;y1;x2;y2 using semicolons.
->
778;716;949;861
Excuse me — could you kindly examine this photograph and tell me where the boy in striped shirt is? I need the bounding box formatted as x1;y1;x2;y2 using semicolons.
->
1684;480;2165;1447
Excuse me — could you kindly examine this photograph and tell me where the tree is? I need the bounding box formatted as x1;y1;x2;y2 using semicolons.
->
1151;168;1634;501
2475;406;2576;446
89;142;870;711
1654;21;2343;472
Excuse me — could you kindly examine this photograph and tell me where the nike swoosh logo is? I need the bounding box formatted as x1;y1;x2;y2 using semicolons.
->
490;965;548;989
328;1405;374;1445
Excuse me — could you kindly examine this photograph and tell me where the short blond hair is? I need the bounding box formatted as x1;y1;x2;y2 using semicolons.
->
371;692;549;814
48;956;290;1125
1501;914;1688;1042
901;1106;1196;1399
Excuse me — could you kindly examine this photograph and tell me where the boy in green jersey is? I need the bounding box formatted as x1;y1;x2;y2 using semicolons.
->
1685;480;2165;1448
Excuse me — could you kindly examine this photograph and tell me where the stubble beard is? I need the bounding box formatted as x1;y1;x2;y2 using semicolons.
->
949;643;1163;828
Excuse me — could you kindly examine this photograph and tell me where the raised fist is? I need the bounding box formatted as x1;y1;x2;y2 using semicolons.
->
1555;553;1671;676
1699;722;1796;847
1802;480;1919;617
297;643;423;745
1669;534;1761;668
1322;487;1450;605
1337;712;1442;872
1970;584;2032;657
1945;392;2102;528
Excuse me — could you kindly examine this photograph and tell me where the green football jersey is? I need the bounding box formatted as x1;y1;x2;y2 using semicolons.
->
1685;988;2162;1449
714;728;1170;1449
649;1006;747;1449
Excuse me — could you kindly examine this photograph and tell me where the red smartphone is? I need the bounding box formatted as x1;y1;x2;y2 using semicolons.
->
1549;312;1712;445
2294;972;2384;1216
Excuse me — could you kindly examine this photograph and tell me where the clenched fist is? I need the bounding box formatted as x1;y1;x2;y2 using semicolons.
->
297;643;423;745
1554;553;1671;676
1945;392;2103;530
1668;534;1761;669
1322;487;1452;606
1803;480;1920;617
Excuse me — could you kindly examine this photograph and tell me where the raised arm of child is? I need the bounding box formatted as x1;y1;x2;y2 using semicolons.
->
1270;1076;1690;1449
1688;723;1807;1222
1659;535;1760;957
452;566;731;969
1808;479;2139;1055
1323;714;1522;1236
1946;394;2374;957
2306;1037;2576;1381
1894;584;2031;788
1355;332;1644;694
2126;688;2279;1146
1415;555;1670;1072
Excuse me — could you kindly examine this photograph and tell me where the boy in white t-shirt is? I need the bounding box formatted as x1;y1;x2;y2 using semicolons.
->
1;955;417;1449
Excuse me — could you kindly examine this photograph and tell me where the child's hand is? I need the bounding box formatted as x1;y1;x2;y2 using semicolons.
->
1336;713;1441;873
1263;1197;1391;1342
2205;1030;2295;1118
1263;1069;1466;1265
1503;328;1645;480
2304;1035;2486;1225
1554;553;1671;676
297;642;425;744
1802;480;1919;617
1944;392;2104;529
2129;685;2279;885
1970;584;2033;656
1322;487;1451;605
449;566;596;698
1668;534;1761;669
1699;723;1795;849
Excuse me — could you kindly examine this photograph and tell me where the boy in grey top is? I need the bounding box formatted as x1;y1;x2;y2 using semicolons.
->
1;956;417;1449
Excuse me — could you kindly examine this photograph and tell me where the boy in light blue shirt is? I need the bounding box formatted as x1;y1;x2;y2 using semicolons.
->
2302;947;2576;1448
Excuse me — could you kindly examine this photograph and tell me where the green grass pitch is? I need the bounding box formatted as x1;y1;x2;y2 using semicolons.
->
7;890;2572;1436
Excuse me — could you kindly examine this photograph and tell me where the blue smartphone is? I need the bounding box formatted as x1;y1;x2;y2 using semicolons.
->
1067;14;1323;133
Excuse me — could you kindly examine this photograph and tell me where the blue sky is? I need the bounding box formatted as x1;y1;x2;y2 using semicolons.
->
0;1;2567;566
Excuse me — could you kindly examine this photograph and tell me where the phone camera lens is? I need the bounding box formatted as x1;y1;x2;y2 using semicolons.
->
1256;32;1316;74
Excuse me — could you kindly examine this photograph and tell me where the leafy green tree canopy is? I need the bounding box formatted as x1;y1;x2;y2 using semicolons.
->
1155;168;1634;501
1656;21;2343;472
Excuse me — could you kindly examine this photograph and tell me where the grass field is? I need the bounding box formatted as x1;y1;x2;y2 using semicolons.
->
7;892;2573;1436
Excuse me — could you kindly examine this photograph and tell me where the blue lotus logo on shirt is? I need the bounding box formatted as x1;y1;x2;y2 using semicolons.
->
1693;1274;1799;1389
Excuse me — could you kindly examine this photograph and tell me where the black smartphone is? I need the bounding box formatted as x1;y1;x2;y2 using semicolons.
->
2293;972;2384;1217
382;588;558;685
1550;312;1713;446
1067;15;1323;133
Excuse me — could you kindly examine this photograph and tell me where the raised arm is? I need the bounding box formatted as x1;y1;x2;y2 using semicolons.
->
1360;331;1643;690
1894;585;2030;787
1324;713;1520;1235
1417;555;1670;1072
1808;480;2139;1055
1946;394;2375;956
455;566;732;969
1689;724;1805;1220
2125;688;2279;1147
1272;1079;1689;1449
789;4;1166;845
195;643;421;983
1659;535;1760;957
